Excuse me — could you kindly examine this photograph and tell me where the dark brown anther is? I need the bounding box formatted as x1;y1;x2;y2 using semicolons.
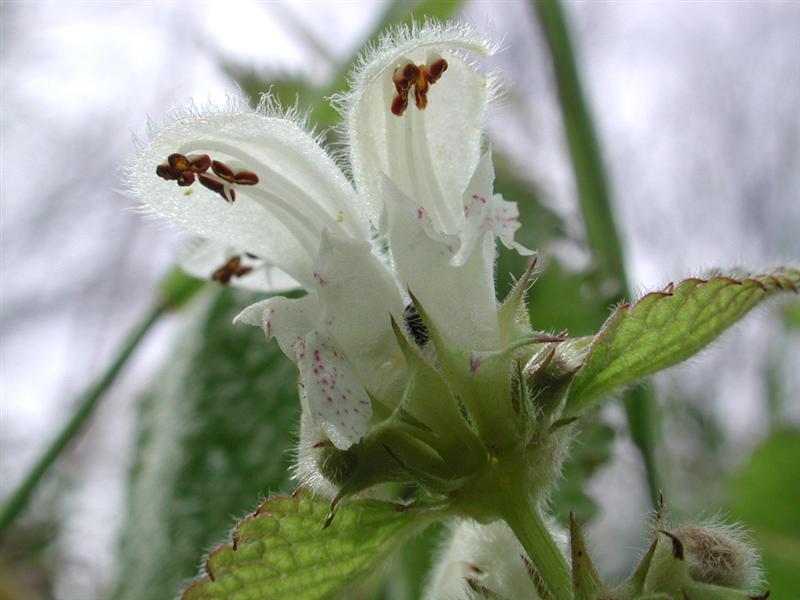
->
389;59;448;116
156;152;210;186
391;95;409;116
212;160;259;187
189;154;211;172
175;171;195;187
211;159;236;182
233;170;259;185
158;153;256;202
198;173;230;201
168;153;191;172
156;163;173;180
212;255;252;285
426;58;448;83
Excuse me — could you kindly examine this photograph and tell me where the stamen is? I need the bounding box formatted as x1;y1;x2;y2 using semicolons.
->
156;152;211;186
211;255;252;285
390;59;448;116
156;153;259;203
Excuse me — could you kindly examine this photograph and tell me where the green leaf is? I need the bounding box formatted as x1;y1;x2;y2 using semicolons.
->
182;490;424;600
729;429;800;595
113;288;300;600
566;269;799;412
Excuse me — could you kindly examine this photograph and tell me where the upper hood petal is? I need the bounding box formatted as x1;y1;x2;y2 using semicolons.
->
340;22;498;235
133;97;367;288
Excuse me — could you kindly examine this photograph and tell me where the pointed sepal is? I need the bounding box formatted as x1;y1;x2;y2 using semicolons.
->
498;256;538;342
569;513;607;599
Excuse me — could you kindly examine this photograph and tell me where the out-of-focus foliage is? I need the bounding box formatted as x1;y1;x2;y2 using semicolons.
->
782;301;800;329
550;420;615;525
229;0;463;133
729;429;800;595
113;289;299;600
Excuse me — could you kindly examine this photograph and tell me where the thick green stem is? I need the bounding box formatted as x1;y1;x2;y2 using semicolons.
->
500;490;572;600
0;302;179;537
533;0;661;506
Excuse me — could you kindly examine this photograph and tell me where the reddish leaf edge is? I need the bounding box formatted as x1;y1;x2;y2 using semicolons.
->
567;268;799;405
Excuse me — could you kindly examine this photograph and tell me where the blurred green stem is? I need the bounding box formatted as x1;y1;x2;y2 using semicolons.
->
0;270;204;537
533;0;661;505
500;490;572;600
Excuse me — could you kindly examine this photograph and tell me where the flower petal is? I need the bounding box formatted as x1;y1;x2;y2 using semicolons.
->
296;329;372;450
234;294;318;359
452;148;533;267
134;97;366;287
383;177;500;351
311;229;406;398
181;237;300;293
341;22;497;233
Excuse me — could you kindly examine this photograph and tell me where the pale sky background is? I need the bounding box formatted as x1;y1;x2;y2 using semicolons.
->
1;1;799;598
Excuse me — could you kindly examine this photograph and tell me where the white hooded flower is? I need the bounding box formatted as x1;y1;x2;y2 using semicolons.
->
133;21;531;452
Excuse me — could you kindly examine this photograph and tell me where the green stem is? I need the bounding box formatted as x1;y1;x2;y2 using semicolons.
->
533;0;661;505
500;491;572;600
0;303;166;537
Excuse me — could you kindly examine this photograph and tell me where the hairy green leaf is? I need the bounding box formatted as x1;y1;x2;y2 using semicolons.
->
113;289;299;600
183;490;424;600
566;269;799;412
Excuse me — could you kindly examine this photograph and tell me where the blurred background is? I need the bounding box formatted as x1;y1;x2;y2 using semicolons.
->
1;1;799;598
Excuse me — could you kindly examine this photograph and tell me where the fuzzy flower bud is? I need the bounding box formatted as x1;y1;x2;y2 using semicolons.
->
675;520;764;592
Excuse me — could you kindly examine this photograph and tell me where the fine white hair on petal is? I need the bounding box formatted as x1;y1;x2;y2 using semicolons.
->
292;406;338;498
334;20;500;116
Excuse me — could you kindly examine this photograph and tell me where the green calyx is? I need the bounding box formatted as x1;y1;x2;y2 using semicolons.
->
314;259;585;524
566;501;770;600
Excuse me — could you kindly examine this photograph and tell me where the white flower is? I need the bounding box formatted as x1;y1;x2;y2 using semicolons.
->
133;21;531;452
425;520;558;599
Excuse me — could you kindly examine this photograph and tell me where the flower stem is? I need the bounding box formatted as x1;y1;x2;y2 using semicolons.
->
500;490;572;600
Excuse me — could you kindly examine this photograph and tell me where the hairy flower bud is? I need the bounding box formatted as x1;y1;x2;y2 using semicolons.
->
675;520;764;592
